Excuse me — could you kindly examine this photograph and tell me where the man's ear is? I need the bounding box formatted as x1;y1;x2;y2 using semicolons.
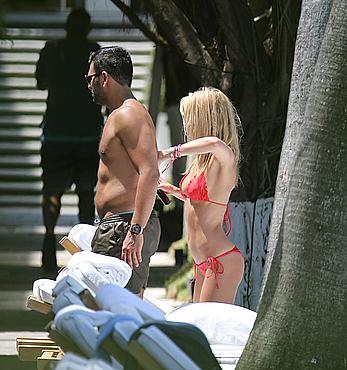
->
101;71;109;87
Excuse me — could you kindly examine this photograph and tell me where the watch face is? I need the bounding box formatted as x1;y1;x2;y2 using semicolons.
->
130;224;142;235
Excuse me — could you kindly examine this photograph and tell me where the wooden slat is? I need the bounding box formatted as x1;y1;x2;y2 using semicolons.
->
17;344;60;361
59;236;81;255
16;337;56;349
26;295;52;315
37;350;64;370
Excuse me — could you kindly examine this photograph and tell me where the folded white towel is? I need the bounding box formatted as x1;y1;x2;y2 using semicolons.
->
68;224;97;251
32;279;56;304
67;251;132;288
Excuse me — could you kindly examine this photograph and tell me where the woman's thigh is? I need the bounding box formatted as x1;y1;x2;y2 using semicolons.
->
199;252;244;304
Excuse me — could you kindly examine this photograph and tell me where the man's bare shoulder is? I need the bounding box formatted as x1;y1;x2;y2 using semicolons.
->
110;100;153;130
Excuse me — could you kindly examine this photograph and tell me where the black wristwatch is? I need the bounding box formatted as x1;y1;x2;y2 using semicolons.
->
130;223;144;235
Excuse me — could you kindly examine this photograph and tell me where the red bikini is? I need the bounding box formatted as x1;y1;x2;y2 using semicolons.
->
179;171;242;288
179;171;232;235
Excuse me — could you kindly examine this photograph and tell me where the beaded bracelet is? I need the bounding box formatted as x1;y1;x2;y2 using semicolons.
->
161;144;181;174
174;144;182;159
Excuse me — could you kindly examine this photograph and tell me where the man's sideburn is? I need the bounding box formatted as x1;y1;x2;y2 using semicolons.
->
92;77;102;104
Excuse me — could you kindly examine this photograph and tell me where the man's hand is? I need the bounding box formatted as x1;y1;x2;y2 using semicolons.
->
121;231;143;269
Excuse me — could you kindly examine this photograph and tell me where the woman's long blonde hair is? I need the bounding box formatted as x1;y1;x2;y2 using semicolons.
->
180;87;242;182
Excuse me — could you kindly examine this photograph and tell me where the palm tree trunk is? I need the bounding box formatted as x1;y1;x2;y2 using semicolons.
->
236;0;347;368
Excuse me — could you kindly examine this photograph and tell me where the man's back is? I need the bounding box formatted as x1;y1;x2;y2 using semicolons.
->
36;38;103;138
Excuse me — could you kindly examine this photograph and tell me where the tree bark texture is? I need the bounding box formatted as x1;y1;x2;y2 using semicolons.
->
111;0;301;201
237;0;347;368
260;0;333;298
146;0;220;86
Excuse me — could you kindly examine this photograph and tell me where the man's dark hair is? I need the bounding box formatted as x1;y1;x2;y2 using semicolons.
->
89;46;133;87
66;8;91;38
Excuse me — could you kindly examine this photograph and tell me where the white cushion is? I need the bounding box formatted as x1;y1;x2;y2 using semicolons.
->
32;278;56;304
165;302;256;346
67;251;132;288
68;224;97;251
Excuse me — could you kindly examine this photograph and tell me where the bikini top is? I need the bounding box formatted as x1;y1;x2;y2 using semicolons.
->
179;171;232;235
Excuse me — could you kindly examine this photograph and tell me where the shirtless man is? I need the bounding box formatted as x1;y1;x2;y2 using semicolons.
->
86;46;160;297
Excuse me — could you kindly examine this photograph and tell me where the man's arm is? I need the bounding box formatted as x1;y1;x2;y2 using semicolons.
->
116;107;159;268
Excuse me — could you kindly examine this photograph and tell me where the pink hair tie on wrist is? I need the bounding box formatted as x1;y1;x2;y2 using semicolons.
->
173;144;181;160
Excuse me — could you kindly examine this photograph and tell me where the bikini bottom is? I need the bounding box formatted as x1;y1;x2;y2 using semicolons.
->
193;247;242;288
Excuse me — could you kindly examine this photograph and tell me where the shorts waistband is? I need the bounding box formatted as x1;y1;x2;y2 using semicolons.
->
100;211;133;225
99;210;157;225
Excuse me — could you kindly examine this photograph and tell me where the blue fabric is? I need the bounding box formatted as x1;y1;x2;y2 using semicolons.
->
93;314;142;358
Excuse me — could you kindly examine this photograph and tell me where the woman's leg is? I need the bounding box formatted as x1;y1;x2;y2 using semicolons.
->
199;252;244;304
192;268;205;302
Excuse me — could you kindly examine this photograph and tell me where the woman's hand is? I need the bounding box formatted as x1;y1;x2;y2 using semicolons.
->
158;177;186;201
157;177;175;194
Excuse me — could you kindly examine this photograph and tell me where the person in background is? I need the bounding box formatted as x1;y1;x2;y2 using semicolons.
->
158;87;244;304
35;8;103;271
87;46;161;297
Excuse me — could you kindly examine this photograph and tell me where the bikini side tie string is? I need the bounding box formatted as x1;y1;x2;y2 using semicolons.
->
205;256;224;288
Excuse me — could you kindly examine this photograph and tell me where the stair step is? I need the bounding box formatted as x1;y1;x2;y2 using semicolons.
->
0;51;153;65
0;115;41;127
0;194;78;207
0;155;40;168
5;27;148;42
0;90;46;102
0;64;150;78
0;76;146;91
0;102;45;115
0;181;42;194
1;39;154;54
0;141;40;154
0;52;40;64
0;128;41;140
0;39;45;52
0;77;36;90
0;168;41;181
0;64;35;75
0;85;143;103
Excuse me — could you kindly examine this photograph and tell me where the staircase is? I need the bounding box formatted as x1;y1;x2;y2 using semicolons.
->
0;15;160;369
0;16;154;225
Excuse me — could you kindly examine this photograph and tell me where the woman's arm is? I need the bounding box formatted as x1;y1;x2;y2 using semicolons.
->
159;137;234;164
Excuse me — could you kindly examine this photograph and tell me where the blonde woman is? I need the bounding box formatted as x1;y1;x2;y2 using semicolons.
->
158;87;244;304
